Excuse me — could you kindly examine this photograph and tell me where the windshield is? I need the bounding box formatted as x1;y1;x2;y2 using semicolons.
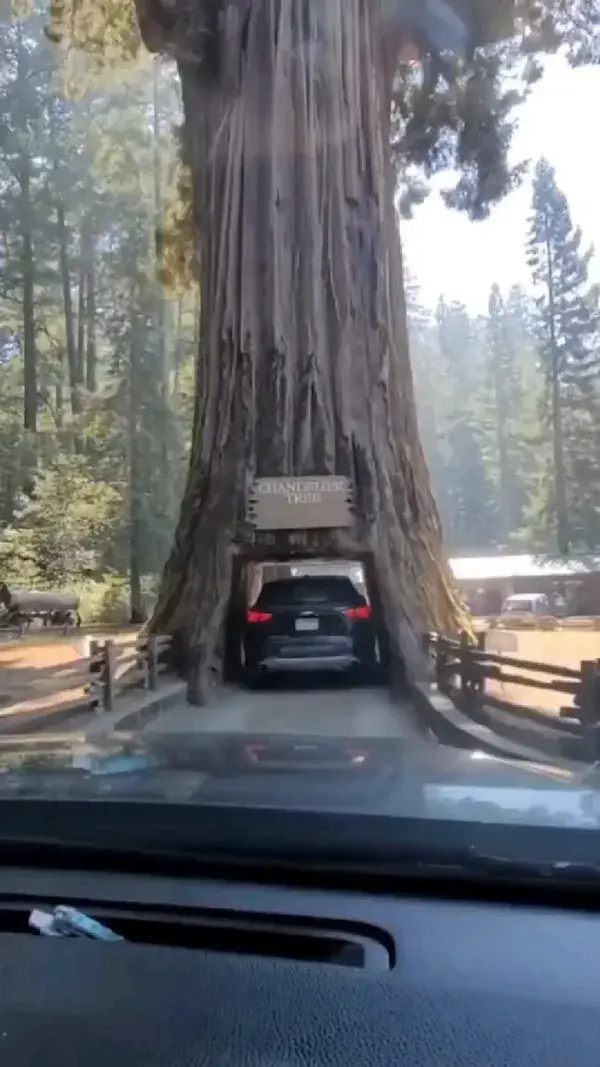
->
255;577;366;609
1;0;600;865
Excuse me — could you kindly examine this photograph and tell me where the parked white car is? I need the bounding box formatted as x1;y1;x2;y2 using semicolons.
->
500;592;567;618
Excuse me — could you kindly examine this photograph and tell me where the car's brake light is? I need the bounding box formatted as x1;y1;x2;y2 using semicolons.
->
247;610;272;623
345;605;371;620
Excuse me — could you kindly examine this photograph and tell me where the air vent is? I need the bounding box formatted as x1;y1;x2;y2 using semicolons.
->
2;899;391;971
87;908;391;970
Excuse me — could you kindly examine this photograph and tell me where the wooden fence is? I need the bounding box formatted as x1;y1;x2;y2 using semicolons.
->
425;631;600;760
481;615;600;631
87;635;174;712
0;633;175;733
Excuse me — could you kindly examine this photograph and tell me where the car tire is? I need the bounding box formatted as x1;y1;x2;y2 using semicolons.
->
244;663;263;689
356;641;379;684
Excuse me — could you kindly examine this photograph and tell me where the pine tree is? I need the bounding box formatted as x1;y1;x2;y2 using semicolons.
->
405;274;447;513
435;297;497;550
527;158;600;551
0;9;199;620
484;283;527;540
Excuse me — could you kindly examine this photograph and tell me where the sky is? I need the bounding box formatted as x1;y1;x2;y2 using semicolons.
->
401;55;600;312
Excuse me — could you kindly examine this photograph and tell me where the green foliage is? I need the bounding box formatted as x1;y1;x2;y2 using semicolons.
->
395;0;600;218
0;458;121;585
479;283;531;539
409;265;599;554
527;158;600;550
75;574;130;624
410;160;600;556
42;0;600;243
0;10;198;618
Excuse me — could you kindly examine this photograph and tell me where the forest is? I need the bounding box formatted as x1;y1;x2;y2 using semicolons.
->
1;1;599;644
411;158;600;557
0;11;198;621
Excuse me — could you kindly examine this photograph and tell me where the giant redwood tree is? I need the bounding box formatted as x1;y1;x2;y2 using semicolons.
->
49;0;600;701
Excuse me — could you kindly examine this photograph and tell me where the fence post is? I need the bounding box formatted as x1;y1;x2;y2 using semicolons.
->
103;639;115;712
459;631;472;708
434;637;444;691
147;635;159;690
578;659;600;762
431;635;441;687
88;638;104;712
420;633;433;683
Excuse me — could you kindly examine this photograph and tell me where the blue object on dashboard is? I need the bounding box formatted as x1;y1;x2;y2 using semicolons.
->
29;905;124;941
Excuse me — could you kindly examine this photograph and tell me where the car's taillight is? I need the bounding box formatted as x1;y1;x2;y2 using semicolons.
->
345;605;371;620
247;610;272;623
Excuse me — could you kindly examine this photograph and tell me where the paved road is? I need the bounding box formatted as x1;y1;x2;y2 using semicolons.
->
143;681;422;740
16;677;424;744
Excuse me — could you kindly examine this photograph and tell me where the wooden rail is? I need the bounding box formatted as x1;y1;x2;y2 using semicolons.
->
425;631;600;759
482;615;600;631
0;633;176;735
87;635;174;712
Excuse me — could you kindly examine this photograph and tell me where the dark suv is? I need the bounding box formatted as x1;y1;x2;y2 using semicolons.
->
242;575;378;683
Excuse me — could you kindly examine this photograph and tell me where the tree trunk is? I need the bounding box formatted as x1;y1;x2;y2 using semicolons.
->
544;234;569;553
57;202;81;421
16;24;37;439
129;311;144;623
76;226;87;388
151;60;175;523
492;362;511;543
143;0;466;702
20;155;37;434
85;248;97;393
55;356;64;429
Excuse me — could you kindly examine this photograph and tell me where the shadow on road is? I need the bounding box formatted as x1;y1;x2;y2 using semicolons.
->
243;668;388;692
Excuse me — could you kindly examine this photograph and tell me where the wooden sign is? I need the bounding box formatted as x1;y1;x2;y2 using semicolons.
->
247;476;353;531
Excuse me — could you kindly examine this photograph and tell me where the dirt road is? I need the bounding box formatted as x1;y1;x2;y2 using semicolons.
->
0;628;139;728
485;629;600;715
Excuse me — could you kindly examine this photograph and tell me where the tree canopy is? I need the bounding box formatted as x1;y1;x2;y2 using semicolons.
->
44;0;600;240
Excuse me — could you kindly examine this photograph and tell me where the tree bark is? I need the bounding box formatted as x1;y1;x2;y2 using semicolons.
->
20;154;37;435
76;226;87;388
544;234;569;554
152;59;175;523
85;248;97;393
142;0;466;702
15;24;37;438
129;309;144;623
56;204;80;413
492;355;511;542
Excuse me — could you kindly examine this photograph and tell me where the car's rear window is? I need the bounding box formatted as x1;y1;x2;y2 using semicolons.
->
256;577;364;608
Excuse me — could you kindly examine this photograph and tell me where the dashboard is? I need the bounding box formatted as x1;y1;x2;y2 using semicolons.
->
1;864;598;1066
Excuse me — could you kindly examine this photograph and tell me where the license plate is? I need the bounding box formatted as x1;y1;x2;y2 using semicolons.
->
295;618;319;632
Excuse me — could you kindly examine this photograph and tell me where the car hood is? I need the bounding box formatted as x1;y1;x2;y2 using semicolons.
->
0;728;599;828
